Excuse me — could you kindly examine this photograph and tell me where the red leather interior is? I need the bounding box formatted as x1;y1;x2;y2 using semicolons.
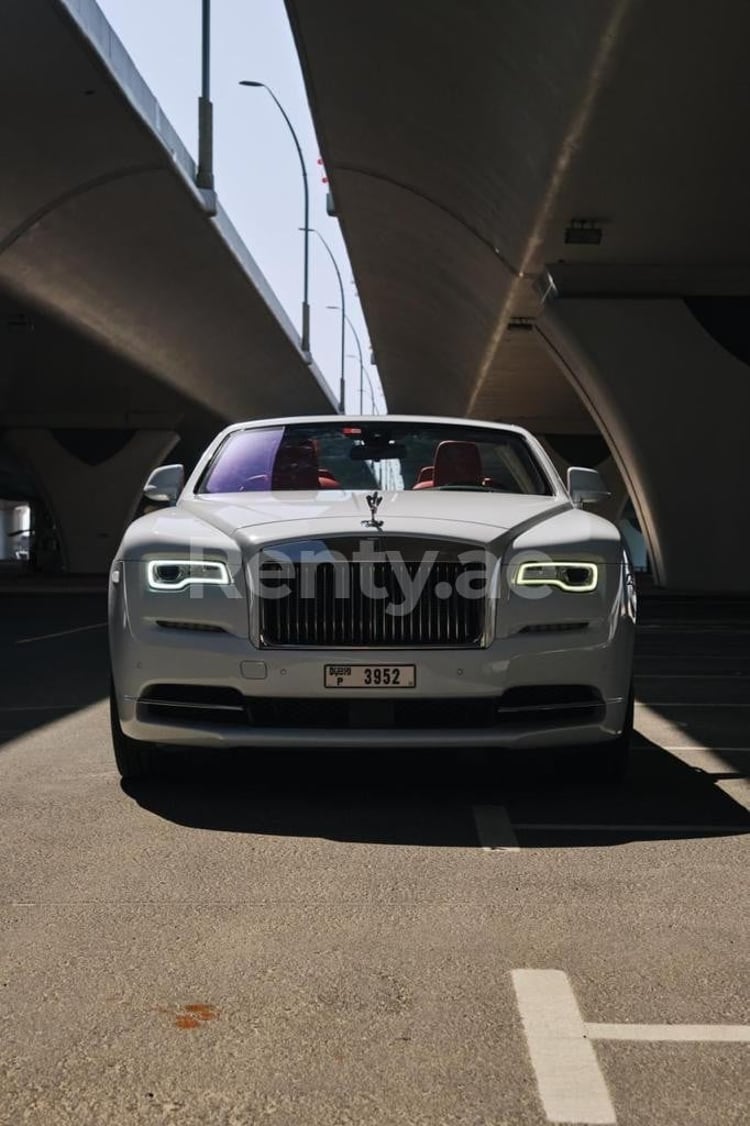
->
271;441;320;489
318;468;341;489
413;464;435;489
432;440;483;486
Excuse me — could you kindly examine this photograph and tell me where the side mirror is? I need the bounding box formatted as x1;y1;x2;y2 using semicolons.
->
567;466;610;507
143;464;184;506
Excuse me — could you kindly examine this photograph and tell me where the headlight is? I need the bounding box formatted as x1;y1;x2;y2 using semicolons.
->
146;559;231;591
514;561;599;592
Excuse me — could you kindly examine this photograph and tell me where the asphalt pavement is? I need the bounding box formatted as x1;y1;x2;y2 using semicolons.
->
0;590;748;1125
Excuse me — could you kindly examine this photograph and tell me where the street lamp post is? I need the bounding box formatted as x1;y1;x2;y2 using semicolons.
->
239;80;311;358
311;230;346;412
348;355;377;413
328;305;370;413
196;0;217;213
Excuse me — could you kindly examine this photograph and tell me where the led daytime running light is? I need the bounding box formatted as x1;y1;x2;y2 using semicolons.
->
515;561;599;593
147;559;230;591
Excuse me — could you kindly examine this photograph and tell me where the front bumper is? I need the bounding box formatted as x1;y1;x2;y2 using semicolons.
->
111;619;634;749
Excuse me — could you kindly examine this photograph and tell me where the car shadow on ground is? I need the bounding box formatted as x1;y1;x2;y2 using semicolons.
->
0;593;108;750
123;735;750;849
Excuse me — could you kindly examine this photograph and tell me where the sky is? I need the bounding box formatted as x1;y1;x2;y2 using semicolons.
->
96;0;384;414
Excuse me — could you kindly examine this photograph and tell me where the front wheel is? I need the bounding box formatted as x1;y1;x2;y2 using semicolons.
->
110;679;154;780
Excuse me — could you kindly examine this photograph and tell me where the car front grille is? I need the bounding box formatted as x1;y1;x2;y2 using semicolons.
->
256;538;487;648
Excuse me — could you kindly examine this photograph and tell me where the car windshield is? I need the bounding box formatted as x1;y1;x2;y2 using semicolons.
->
198;422;553;496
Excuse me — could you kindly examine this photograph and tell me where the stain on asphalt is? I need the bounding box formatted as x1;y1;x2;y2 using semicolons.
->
157;1003;220;1030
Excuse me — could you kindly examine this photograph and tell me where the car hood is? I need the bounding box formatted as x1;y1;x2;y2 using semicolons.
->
177;490;570;547
119;490;623;563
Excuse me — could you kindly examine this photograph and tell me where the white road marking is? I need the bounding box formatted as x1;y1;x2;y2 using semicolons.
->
637;701;750;708
639;623;750;632
472;805;519;851
634;704;700;748
657;745;750;753
636;703;748;737
636;673;750;680
638;660;750;669
512;969;616;1125
513;970;750;1124
586;1023;750;1043
640;618;750;626
16;622;106;644
636;703;750;813
716;777;750;813
514;823;749;833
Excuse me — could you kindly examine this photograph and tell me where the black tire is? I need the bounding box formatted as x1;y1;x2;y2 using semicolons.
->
577;685;634;784
110;679;154;780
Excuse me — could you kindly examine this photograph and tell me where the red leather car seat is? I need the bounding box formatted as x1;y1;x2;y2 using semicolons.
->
318;468;341;489
412;465;435;489
431;441;483;486
272;441;320;489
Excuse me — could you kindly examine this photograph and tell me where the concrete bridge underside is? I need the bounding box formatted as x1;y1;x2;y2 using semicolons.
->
0;0;335;573
287;0;750;591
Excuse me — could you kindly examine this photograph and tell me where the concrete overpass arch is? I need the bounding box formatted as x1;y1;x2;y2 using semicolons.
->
536;292;750;591
287;0;750;592
0;0;337;577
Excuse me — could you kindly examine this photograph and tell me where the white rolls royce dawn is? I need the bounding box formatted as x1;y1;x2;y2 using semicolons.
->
109;417;636;780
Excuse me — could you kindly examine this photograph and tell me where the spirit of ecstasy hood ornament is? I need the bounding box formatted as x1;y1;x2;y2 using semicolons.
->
362;490;384;530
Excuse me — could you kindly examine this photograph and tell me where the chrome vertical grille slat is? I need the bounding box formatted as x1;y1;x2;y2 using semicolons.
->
258;544;485;649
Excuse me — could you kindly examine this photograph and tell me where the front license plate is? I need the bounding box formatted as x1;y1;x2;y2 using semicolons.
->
324;664;416;689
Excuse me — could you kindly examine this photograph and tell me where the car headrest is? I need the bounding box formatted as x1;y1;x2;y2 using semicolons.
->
432;441;483;487
318;468;341;489
272;440;320;489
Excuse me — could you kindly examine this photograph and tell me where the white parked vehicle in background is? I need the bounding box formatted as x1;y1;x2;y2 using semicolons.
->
109;417;636;780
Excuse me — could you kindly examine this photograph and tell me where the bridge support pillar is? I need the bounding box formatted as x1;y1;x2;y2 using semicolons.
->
536;297;750;591
4;428;178;574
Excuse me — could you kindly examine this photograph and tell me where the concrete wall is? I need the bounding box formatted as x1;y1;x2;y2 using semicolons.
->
536;298;750;591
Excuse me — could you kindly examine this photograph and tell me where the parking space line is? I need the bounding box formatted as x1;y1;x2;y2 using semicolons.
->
636;701;750;708
635;703;750;813
472;805;519;851
632;741;750;753
513;969;750;1124
586;1023;750;1042
512;969;616;1125
639;624;750;633
657;745;750;753
634;704;701;747
637;661;750;669
636;673;750;680
16;622;106;644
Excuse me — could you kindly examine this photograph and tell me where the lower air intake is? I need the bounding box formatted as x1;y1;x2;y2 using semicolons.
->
138;684;246;726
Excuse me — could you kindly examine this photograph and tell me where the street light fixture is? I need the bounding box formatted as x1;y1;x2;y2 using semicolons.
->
327;305;370;414
311;229;345;412
239;80;311;358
